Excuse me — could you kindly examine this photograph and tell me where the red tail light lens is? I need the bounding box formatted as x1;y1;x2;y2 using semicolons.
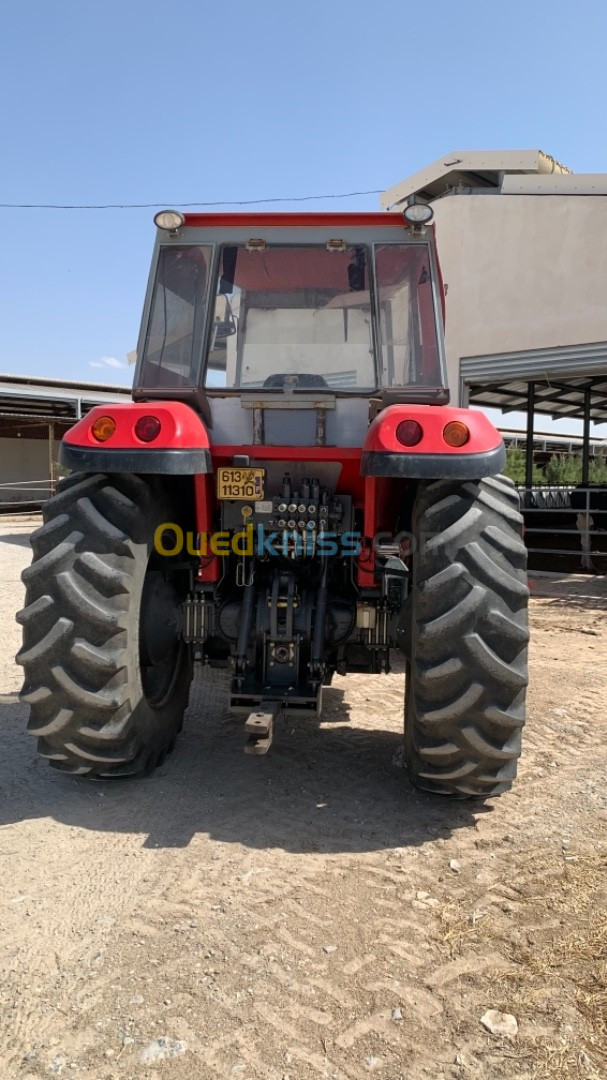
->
135;415;161;442
396;420;423;447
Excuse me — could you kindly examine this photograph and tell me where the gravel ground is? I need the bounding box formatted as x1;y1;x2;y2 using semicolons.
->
1;519;606;1080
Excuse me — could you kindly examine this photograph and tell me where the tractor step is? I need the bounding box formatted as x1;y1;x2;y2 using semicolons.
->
244;701;281;755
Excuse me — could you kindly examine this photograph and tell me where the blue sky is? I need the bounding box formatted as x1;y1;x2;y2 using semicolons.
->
1;0;606;432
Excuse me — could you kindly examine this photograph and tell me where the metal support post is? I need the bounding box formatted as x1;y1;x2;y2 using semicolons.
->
582;387;591;487
48;422;55;498
525;382;535;491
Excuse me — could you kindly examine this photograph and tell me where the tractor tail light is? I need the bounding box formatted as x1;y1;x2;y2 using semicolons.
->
91;416;116;442
135;415;161;442
396;420;423;447
443;421;470;447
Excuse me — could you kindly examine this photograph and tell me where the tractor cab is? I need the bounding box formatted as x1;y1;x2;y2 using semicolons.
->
134;213;448;445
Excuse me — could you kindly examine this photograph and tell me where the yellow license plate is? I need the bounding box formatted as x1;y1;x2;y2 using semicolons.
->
217;467;265;501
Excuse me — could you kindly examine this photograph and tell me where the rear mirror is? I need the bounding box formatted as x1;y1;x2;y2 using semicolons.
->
212;295;237;339
219;246;237;294
347;247;366;292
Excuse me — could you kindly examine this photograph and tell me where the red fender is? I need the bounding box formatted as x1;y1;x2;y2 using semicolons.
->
59;401;212;474
361;404;505;479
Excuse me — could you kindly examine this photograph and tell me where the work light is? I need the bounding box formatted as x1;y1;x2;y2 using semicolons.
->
153;210;185;231
403;201;434;224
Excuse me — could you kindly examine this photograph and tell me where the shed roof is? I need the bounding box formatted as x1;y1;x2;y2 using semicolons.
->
469;376;607;425
460;343;607;424
0;374;130;424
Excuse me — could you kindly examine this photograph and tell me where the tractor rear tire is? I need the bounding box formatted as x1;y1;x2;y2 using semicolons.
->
403;474;529;797
17;472;193;778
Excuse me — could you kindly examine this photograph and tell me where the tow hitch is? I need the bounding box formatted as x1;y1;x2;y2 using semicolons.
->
244;700;280;755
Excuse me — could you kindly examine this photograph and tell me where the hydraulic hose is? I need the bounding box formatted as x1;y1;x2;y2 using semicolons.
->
310;557;329;675
235;577;256;675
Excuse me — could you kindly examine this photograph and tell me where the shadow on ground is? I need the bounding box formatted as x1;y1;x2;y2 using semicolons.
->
0;532;34;549
0;671;488;853
535;594;607;612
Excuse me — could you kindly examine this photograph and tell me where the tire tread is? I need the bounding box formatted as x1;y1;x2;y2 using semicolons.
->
404;475;529;797
17;473;192;777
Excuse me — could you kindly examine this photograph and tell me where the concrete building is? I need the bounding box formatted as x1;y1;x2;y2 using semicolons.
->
381;151;607;445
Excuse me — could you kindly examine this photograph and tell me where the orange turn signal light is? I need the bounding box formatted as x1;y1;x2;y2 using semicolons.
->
443;421;470;447
91;416;116;442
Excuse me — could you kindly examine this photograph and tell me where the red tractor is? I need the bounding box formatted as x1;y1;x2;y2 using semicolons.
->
17;207;529;796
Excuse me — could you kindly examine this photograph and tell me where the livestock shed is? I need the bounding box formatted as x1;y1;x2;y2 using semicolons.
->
383;151;607;570
0;374;130;509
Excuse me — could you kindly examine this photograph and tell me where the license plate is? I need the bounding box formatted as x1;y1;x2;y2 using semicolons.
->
216;467;265;500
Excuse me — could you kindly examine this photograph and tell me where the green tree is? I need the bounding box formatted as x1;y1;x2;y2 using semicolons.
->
505;447;607;489
503;447;544;486
589;454;607;483
503;447;526;484
544;453;584;486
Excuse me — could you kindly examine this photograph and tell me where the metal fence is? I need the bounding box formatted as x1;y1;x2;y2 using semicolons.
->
0;484;53;515
517;484;607;571
0;420;67;512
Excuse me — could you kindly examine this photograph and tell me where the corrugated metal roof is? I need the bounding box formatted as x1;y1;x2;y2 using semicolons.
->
470;380;607;423
461;341;607;383
461;342;607;422
0;374;131;423
0;373;131;394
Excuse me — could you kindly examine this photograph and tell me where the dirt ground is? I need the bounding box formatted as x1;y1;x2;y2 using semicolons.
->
1;519;606;1080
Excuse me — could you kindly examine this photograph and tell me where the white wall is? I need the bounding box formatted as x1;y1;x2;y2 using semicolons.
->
0;438;51;503
432;194;607;403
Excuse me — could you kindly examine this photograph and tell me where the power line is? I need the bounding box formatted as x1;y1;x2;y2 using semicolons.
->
0;189;383;210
